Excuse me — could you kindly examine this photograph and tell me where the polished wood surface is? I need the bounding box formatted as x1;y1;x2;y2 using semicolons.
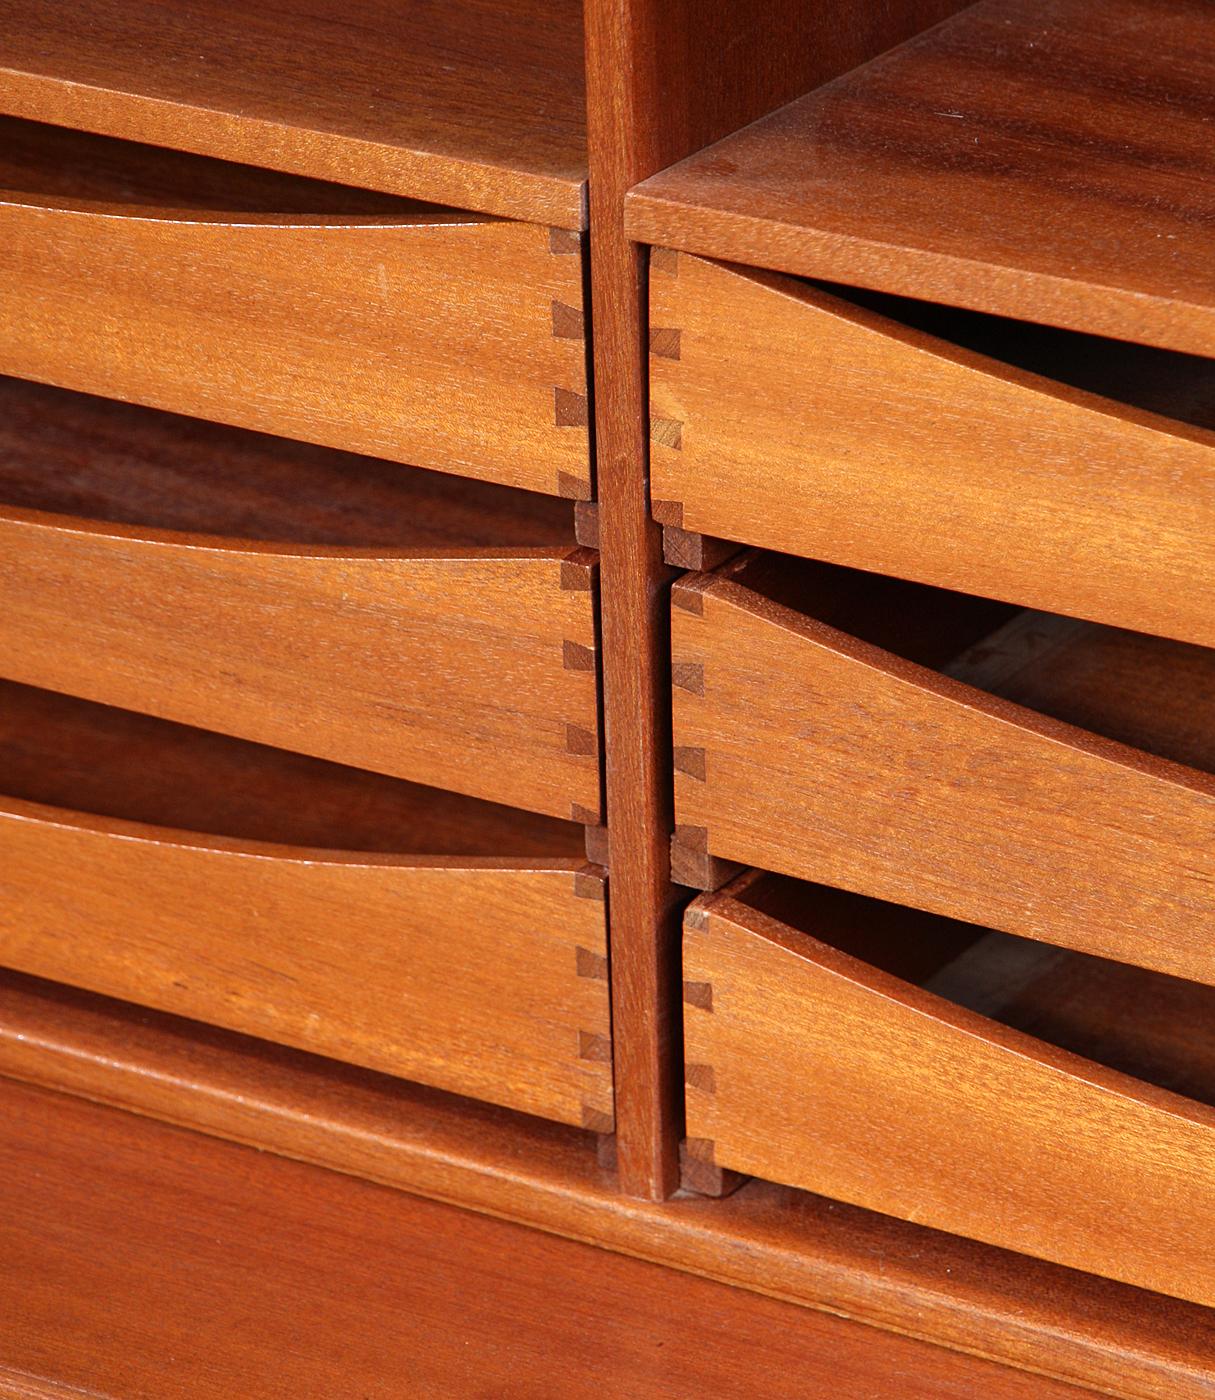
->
0;379;599;821
651;253;1215;647
0;1077;1103;1400
0;1;587;225
584;0;971;1200
0;119;591;499
629;0;1215;358
672;555;1215;983
684;875;1215;1307
3;979;1210;1400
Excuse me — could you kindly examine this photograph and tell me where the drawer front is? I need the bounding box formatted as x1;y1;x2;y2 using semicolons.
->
651;253;1215;648
0;512;600;823
0;201;590;499
683;890;1215;1309
0;798;612;1132
671;573;1215;983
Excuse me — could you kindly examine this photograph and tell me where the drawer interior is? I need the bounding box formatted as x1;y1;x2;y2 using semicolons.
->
812;277;1215;433
0;679;584;858
0;114;450;217
722;551;1215;775
731;873;1215;1105
0;377;576;547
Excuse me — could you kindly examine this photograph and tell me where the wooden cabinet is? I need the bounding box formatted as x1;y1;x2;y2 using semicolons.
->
683;872;1215;1309
0;119;591;499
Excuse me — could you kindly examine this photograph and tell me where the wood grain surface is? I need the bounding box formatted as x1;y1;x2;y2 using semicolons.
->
651;254;1215;647
671;555;1215;982
0;1;588;224
629;0;1215;358
0;974;1208;1400
0;510;599;821
684;876;1215;1307
584;0;970;1200
0;119;590;498
0;1077;1105;1400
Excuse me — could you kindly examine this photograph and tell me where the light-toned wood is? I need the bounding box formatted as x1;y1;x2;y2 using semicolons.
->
0;802;610;1129
0;974;1209;1400
0;680;608;1128
0;0;587;225
628;0;1215;359
683;876;1215;1308
651;254;1215;648
671;556;1215;982
0;512;599;822
0;119;590;498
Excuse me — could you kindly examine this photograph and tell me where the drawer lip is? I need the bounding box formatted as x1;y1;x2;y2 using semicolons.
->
1;500;581;564
683;886;1215;1308
651;253;1215;647
0;793;589;872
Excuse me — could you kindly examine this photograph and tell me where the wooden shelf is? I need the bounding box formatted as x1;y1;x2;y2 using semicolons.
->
628;0;1215;356
0;1;588;226
0;971;1204;1399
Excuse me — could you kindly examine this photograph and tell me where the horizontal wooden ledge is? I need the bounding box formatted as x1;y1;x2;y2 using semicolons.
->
0;971;1208;1400
627;0;1215;358
0;2;588;226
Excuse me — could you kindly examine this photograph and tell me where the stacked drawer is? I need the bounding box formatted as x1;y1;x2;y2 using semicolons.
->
0;116;612;1136
652;249;1215;1304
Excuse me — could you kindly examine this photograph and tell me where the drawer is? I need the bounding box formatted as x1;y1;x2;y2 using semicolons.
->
0;681;612;1133
0;380;599;823
671;551;1215;983
0;117;590;499
650;251;1215;647
683;873;1215;1308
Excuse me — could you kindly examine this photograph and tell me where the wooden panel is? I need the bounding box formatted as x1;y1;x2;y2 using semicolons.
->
671;560;1215;982
0;800;610;1130
629;0;1215;358
0;1079;1102;1400
0;120;590;499
0;510;599;821
584;0;970;1199
0;1;587;225
683;880;1215;1307
651;254;1215;647
0;975;1210;1400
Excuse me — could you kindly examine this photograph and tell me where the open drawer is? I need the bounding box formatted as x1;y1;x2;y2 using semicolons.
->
0;379;599;823
0;117;590;499
683;872;1215;1308
651;252;1215;647
0;680;612;1132
672;551;1215;983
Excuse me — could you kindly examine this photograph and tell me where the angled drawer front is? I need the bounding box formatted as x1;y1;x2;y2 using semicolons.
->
0;804;611;1130
0;684;612;1132
651;252;1215;647
0;513;600;822
683;879;1215;1308
0;120;590;498
671;558;1215;983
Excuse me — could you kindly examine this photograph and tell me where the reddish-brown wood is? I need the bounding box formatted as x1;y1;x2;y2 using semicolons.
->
671;555;1215;983
650;254;1215;647
0;1;588;225
0;118;591;499
628;0;1215;358
0;975;1207;1400
684;874;1215;1307
0;1076;1106;1400
584;0;973;1200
